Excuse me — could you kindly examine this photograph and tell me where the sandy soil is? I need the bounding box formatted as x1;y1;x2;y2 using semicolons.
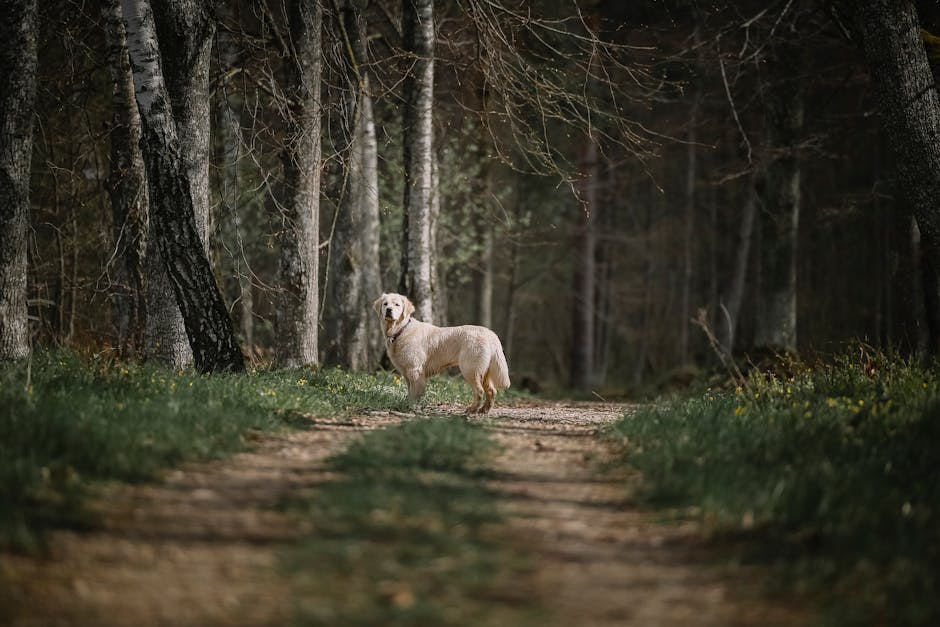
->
1;402;804;626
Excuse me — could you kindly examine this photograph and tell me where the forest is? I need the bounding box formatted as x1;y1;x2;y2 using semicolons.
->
2;0;939;387
4;1;940;626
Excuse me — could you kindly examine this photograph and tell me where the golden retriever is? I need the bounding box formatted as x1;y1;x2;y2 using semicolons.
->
373;292;511;413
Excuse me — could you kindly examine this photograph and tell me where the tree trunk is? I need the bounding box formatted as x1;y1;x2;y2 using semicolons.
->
141;0;215;367
633;192;654;388
275;0;321;369
754;45;803;354
0;0;37;361
104;0;148;358
122;0;243;372
855;0;940;353
324;0;380;371
399;0;434;322
719;174;758;354
474;122;494;329
889;205;927;356
502;184;525;362
429;151;447;326
680;91;699;364
594;178;614;386
475;216;494;329
569;137;597;389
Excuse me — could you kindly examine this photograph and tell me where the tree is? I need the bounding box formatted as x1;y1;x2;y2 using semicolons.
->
754;40;803;354
323;0;382;371
104;0;148;357
0;0;37;361
274;0;322;369
399;0;435;323
719;175;758;354
122;0;244;372
853;0;940;353
569;136;598;390
141;0;216;367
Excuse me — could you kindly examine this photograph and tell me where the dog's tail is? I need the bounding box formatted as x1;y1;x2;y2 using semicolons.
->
488;341;511;390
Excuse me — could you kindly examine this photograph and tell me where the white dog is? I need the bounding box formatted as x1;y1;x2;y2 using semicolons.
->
374;292;511;413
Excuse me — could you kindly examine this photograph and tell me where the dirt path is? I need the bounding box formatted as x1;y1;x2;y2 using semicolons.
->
477;401;803;627
2;402;803;626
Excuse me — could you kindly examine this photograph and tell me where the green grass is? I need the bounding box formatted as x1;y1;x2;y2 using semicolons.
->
331;417;497;477
607;350;940;626
282;418;541;627
0;350;470;551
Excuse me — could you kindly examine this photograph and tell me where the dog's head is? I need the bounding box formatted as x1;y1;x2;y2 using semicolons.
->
373;293;414;323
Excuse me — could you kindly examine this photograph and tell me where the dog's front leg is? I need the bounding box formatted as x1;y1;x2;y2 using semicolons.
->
406;370;426;402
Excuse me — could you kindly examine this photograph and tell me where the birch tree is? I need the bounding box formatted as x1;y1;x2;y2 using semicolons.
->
0;0;37;361
275;0;322;369
324;0;381;371
122;0;244;372
143;0;215;367
399;0;435;323
104;0;148;357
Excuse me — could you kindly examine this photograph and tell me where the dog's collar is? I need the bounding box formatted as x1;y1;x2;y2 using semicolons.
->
387;317;412;344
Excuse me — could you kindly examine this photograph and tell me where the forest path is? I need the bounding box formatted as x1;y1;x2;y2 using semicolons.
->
2;401;802;626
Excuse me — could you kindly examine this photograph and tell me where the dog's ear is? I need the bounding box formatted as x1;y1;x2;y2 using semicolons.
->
372;294;385;314
403;297;415;319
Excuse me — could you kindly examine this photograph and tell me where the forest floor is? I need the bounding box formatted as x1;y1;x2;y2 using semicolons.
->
2;401;806;627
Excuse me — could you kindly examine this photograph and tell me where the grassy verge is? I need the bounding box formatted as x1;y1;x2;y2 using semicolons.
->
607;351;940;626
0;350;469;551
282;418;541;627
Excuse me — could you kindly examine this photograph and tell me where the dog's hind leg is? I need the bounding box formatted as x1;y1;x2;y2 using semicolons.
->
480;378;497;413
464;371;485;413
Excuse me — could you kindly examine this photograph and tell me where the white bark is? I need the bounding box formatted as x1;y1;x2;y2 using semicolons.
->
275;0;321;369
400;0;435;322
105;0;148;356
123;0;243;372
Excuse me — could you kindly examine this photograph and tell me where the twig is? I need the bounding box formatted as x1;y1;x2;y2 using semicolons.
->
693;307;746;387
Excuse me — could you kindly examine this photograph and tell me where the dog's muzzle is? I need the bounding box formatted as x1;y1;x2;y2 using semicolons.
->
385;308;394;319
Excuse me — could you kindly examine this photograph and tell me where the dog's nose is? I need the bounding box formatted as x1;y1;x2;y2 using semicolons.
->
385;308;392;317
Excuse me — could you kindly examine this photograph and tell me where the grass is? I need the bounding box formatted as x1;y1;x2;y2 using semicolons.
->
282;417;541;627
0;350;470;551
607;349;940;626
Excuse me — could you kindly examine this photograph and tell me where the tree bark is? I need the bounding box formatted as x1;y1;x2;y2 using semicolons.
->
474;118;494;329
855;0;940;353
889;206;928;356
680;90;699;364
275;0;321;369
324;0;381;371
754;45;803;354
429;151;447;326
399;0;434;322
719;174;758;354
141;0;215;367
104;0;148;358
503;235;519;363
475;215;494;329
122;0;243;372
0;0;37;362
569;137;597;389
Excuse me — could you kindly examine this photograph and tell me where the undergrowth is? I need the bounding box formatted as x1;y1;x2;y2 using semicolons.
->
0;350;469;551
608;349;940;626
282;418;541;627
